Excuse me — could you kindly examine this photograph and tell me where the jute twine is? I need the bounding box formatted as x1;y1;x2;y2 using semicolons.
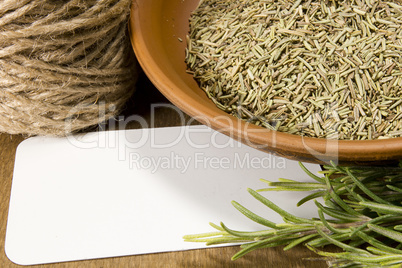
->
0;0;137;136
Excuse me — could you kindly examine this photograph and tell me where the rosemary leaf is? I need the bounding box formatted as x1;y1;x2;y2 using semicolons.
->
368;224;402;244
360;201;402;215
247;188;315;224
184;161;402;267
231;200;278;228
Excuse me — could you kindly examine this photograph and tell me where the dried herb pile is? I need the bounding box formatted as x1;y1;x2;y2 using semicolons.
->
186;0;402;140
184;162;402;267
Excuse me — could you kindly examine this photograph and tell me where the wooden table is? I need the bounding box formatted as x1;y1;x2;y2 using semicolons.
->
0;71;327;268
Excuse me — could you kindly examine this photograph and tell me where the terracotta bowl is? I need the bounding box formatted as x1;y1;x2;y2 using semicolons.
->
129;0;402;165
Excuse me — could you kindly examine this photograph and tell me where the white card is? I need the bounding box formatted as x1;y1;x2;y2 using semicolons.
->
5;125;321;265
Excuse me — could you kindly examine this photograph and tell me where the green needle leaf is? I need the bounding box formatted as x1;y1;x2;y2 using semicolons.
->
297;191;326;207
220;222;276;238
315;201;362;222
183;161;402;266
231;234;296;260
346;169;392;205
356;231;402;255
258;181;326;192
231;200;278;229
205;237;254;245
368;224;402;244
314;225;369;255
316;205;350;234
283;233;318;251
349;215;398;237
247;188;315;224
386;185;402;193
183;231;226;240
324;175;361;216
299;162;325;183
360;201;402;215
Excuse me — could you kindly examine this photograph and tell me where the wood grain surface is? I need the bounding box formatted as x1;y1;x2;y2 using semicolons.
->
0;71;327;268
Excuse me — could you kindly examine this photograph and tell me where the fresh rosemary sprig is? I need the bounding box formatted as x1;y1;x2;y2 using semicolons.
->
183;161;402;267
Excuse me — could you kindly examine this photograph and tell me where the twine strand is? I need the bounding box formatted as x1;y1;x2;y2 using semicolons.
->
0;0;136;136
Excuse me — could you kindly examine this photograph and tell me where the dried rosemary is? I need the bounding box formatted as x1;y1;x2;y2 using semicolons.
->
186;0;402;140
184;162;402;267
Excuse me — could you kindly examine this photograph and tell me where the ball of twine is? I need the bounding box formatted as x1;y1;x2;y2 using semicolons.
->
0;0;137;136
